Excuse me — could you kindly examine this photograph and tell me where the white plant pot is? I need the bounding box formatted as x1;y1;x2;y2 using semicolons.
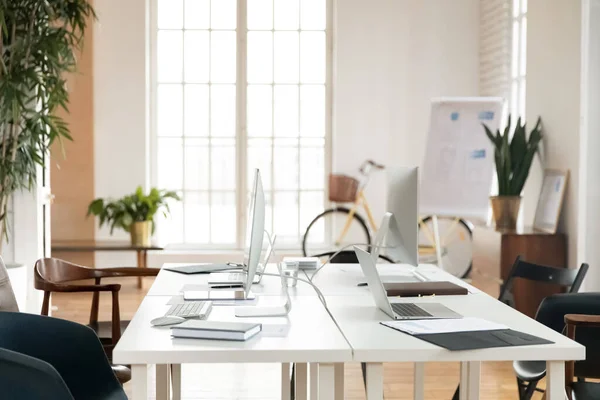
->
6;263;27;312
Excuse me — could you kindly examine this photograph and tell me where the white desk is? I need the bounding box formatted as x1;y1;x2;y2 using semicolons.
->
114;295;352;400
116;262;585;400
147;263;318;296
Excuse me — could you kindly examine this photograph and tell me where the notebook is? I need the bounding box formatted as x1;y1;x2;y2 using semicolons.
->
383;281;468;297
171;320;262;341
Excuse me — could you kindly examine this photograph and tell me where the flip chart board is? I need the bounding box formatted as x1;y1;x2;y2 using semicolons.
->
420;97;504;221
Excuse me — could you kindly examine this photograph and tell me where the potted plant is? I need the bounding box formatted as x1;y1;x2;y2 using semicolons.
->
87;187;181;246
0;0;95;247
483;115;543;230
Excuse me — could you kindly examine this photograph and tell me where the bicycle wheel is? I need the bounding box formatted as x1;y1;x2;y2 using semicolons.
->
418;216;473;278
302;207;371;257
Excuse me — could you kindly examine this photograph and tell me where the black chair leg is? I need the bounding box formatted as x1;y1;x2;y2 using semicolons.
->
290;363;295;400
451;385;460;400
521;380;539;400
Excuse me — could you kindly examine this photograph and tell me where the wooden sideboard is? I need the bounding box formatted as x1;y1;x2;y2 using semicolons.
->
472;225;567;318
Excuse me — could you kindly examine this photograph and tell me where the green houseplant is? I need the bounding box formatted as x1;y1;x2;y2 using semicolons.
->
0;0;95;247
87;187;181;246
483;115;543;229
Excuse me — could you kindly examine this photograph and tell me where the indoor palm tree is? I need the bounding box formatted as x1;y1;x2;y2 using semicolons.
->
0;0;95;246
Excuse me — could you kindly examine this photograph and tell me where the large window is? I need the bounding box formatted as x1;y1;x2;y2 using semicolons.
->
511;0;527;118
151;0;330;248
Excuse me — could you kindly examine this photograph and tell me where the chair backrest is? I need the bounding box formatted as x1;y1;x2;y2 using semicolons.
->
0;311;127;400
0;256;19;312
0;347;74;400
498;256;588;307
34;258;95;289
536;293;600;379
314;250;394;264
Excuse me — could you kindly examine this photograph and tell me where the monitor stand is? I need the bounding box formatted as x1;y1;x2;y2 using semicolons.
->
235;262;292;317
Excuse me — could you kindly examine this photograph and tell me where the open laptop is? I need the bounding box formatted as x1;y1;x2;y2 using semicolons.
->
354;246;461;320
208;234;276;287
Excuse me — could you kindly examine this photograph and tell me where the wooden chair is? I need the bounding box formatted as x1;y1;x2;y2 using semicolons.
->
34;258;159;362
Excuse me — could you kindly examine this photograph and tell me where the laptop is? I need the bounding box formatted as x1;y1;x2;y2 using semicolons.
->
354;246;461;320
208;235;276;287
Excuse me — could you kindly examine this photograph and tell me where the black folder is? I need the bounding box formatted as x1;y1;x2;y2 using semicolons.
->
381;323;553;351
164;264;241;275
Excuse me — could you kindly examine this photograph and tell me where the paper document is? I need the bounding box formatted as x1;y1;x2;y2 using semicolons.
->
381;317;508;335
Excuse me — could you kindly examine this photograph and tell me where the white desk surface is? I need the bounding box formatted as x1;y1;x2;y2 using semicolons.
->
324;294;585;363
148;263;318;297
113;295;352;365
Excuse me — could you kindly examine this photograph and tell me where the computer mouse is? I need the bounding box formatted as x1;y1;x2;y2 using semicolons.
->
150;316;185;327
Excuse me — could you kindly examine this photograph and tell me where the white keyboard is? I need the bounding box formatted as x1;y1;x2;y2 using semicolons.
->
165;301;212;318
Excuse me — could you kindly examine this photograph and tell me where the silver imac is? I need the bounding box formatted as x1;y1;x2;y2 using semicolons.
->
386;167;419;266
243;169;265;298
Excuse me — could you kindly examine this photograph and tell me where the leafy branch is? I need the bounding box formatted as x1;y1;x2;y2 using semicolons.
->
0;0;96;246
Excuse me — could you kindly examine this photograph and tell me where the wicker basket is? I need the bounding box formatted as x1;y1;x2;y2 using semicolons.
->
328;174;359;203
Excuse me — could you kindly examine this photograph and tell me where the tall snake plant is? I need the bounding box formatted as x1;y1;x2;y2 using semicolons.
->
483;115;543;196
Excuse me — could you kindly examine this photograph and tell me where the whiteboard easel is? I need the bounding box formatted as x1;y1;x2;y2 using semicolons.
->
420;97;504;270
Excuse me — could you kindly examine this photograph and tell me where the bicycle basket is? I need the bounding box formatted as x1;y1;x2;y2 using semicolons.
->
328;174;359;203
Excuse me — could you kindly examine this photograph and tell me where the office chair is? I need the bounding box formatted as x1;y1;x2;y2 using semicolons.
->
539;293;600;400
451;256;588;400
0;311;127;400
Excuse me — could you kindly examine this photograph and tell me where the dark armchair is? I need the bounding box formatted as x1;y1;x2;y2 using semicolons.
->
0;311;127;400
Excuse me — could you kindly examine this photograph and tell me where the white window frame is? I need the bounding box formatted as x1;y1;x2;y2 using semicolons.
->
148;0;333;250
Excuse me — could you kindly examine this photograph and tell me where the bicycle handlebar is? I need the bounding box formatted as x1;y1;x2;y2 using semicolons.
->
359;160;385;175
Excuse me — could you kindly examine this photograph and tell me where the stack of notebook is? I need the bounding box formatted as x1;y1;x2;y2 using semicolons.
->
283;257;319;270
171;320;262;341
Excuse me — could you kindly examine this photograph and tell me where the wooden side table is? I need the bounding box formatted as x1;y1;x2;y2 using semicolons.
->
51;240;163;288
473;226;567;318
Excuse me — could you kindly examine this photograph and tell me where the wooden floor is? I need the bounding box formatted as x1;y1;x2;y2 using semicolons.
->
51;274;546;399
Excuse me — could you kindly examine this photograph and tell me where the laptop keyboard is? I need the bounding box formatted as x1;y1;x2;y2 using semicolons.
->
166;301;209;318
391;303;432;318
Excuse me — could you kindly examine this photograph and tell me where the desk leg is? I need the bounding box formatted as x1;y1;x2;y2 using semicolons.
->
459;362;469;400
334;363;344;400
365;362;384;400
131;364;148;400
318;363;335;399
136;250;144;289
459;362;481;400
414;362;425;400
281;363;291;400
156;364;169;400
309;363;318;399
467;362;480;400
546;361;565;400
171;364;181;400
296;363;308;400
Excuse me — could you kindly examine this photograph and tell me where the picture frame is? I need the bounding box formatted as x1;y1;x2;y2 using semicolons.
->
533;169;569;233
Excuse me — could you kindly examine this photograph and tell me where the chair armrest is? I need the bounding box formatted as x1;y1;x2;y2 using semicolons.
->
94;267;160;278
564;314;600;328
45;283;120;293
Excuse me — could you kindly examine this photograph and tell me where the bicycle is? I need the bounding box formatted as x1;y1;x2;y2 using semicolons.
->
301;160;475;278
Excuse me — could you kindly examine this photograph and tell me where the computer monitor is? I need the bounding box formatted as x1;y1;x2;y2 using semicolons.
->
371;212;391;262
243;169;265;297
386;167;419;266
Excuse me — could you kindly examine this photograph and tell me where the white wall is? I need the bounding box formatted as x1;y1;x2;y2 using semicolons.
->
94;0;149;266
333;0;480;221
91;0;481;263
522;0;583;271
578;0;600;289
